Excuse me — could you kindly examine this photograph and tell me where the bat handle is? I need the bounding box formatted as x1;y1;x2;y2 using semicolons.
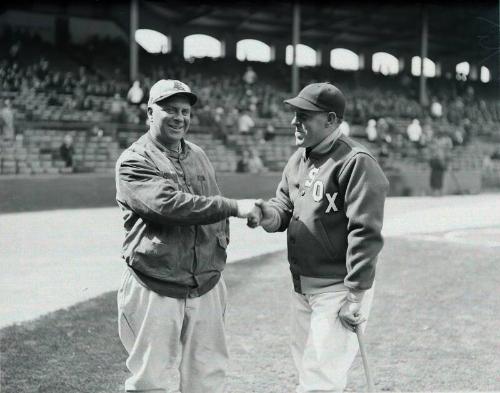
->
355;326;375;393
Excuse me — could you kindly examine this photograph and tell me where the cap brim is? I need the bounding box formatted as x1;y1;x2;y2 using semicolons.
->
284;97;324;111
150;91;198;107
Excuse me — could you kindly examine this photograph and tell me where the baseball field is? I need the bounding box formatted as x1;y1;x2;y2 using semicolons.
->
1;175;499;392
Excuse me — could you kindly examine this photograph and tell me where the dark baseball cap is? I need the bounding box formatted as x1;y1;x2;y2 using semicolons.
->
148;79;198;107
284;82;345;119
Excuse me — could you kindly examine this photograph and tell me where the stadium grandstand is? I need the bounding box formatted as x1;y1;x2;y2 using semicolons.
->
0;0;499;195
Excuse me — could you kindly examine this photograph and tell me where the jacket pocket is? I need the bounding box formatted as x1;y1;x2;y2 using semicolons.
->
211;233;228;270
132;236;176;274
217;233;228;249
316;219;337;258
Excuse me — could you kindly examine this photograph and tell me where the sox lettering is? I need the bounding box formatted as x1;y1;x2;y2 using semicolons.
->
325;192;338;212
311;180;339;213
305;168;319;187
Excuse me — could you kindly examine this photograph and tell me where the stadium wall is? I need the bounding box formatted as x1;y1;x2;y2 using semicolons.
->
0;170;482;214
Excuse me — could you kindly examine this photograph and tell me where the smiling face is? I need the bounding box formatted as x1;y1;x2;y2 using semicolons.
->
148;95;191;148
291;109;333;148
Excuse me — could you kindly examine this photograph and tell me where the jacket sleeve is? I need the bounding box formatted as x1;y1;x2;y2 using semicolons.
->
338;153;389;290
116;153;238;226
267;164;294;232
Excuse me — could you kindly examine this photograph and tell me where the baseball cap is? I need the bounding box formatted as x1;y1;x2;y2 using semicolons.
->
284;82;345;119
147;79;198;107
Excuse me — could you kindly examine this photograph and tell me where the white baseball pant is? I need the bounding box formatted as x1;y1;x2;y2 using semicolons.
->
291;287;375;393
117;269;228;393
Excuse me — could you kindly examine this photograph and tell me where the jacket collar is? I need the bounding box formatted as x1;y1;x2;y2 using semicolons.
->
146;131;189;159
302;129;341;160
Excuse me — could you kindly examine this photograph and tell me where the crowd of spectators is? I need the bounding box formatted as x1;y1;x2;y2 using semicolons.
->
1;29;499;176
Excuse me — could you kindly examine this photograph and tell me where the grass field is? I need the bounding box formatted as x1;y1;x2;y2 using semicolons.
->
2;236;499;393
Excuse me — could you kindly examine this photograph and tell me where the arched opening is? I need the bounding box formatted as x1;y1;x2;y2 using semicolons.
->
372;52;399;75
480;66;491;83
456;61;470;81
236;39;271;62
135;29;170;54
286;44;318;67
183;34;222;59
411;56;436;77
330;48;359;71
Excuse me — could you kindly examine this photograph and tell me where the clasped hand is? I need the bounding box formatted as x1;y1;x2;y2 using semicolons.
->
235;199;271;228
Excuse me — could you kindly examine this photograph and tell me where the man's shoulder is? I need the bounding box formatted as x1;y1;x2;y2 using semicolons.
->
335;135;377;160
184;139;209;158
283;147;303;171
117;133;150;165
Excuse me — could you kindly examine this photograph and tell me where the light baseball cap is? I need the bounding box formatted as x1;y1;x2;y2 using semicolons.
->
147;79;198;107
284;82;345;119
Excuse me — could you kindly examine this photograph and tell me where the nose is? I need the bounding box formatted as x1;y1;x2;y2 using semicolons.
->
291;115;299;127
173;111;183;121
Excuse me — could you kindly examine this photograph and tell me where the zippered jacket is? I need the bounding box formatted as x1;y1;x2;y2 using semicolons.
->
115;133;238;298
269;135;389;291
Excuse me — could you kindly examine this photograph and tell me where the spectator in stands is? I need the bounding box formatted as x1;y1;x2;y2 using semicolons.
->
430;97;442;119
0;99;15;141
236;149;250;173
127;80;144;106
407;119;422;146
91;124;104;138
420;118;434;147
238;109;255;134
198;105;216;127
248;148;266;173
462;118;472;145
339;120;350;137
451;129;464;147
59;134;75;169
264;122;276;141
213;106;228;144
365;119;378;142
110;93;126;123
377;118;391;144
490;147;500;160
243;66;257;86
438;132;454;151
429;146;448;196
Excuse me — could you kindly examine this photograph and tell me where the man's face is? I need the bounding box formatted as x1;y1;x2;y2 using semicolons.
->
291;109;331;148
148;95;191;146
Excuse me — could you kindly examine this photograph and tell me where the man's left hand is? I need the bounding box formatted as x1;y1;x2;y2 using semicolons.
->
338;299;365;332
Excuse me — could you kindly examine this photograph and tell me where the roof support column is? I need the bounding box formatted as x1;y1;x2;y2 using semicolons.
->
129;0;139;81
291;1;301;95
223;34;237;59
419;4;429;106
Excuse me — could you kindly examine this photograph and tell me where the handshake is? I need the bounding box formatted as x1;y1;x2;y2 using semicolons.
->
235;199;274;229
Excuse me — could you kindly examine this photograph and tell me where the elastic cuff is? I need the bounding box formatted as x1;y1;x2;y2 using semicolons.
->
346;290;365;303
225;198;239;217
261;208;281;232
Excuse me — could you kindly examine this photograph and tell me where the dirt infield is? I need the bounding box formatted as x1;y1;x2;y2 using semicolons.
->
1;236;499;392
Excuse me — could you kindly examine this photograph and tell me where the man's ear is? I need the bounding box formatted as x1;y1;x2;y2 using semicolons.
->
327;112;337;125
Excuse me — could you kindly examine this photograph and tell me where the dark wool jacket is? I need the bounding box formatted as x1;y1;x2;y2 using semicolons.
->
269;134;389;291
115;133;238;298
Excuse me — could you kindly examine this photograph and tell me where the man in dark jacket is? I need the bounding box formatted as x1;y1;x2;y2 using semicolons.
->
249;82;389;392
115;79;257;393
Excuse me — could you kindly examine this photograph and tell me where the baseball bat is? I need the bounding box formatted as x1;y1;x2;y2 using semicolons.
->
355;325;375;392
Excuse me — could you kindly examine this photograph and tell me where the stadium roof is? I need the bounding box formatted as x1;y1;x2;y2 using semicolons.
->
3;0;499;66
140;0;498;64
